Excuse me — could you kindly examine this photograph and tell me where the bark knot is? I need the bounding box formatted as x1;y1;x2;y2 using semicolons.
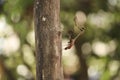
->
42;16;46;21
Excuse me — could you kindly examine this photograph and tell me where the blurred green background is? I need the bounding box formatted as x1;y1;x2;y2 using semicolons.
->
0;0;120;80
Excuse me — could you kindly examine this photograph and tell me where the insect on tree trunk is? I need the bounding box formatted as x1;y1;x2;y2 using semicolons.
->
34;0;63;80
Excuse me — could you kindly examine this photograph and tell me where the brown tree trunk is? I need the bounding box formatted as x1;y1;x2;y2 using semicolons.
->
34;0;63;80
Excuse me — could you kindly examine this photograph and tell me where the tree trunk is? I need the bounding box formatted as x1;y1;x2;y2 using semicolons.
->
74;38;88;80
34;0;63;80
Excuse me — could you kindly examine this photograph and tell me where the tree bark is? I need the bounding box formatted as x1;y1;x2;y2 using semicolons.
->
34;0;63;80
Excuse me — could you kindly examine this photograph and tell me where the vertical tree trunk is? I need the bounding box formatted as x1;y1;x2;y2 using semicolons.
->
74;38;88;80
34;0;63;80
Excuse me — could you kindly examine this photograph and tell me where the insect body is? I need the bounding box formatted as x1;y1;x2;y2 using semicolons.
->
65;11;87;50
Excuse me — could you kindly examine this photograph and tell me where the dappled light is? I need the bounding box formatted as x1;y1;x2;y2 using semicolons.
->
108;0;120;8
62;39;80;75
92;41;110;56
3;34;20;56
81;42;92;55
88;11;114;30
0;16;20;56
17;64;33;79
92;40;117;57
22;44;35;65
0;0;120;80
11;12;21;23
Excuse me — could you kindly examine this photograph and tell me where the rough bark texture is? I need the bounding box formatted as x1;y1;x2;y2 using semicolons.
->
34;0;63;80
